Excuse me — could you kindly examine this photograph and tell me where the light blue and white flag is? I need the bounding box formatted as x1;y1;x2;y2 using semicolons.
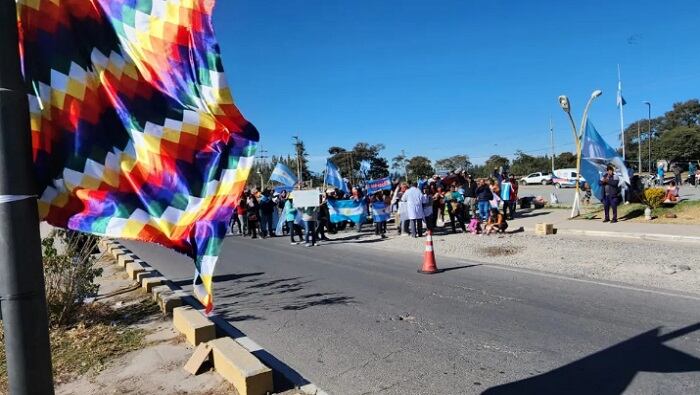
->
270;162;298;186
616;80;627;108
325;160;349;193
328;199;366;224
581;121;631;202
360;160;371;175
371;201;391;222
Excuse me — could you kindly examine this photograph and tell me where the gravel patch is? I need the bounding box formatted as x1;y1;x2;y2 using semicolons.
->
364;229;700;295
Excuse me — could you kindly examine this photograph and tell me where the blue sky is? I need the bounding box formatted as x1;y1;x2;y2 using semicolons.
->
212;0;700;171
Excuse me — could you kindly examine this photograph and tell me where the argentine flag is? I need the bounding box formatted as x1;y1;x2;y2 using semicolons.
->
270;162;298;186
371;201;391;222
328;199;366;224
325;160;349;193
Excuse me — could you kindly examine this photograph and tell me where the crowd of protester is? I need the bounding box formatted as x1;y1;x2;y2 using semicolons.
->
230;168;521;247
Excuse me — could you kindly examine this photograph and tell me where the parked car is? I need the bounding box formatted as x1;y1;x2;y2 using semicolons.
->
519;172;552;185
552;168;586;188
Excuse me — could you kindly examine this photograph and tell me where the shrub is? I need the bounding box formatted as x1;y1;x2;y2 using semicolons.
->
640;188;666;210
42;230;103;327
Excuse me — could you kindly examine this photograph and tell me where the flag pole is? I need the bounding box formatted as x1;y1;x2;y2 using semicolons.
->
617;64;626;160
0;2;55;394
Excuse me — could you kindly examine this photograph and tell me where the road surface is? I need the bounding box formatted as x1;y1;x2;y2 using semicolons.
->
122;235;700;394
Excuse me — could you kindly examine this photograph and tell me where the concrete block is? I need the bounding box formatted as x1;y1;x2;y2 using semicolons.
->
125;260;146;280
158;292;184;314
142;276;166;293
151;285;173;302
173;306;216;346
184;342;213;375
535;223;554;235
135;269;158;283
117;253;135;268
209;337;273;395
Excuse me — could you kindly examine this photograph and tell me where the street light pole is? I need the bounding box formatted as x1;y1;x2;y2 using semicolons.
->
549;118;555;172
0;2;55;393
637;122;642;174
643;101;652;173
558;90;602;218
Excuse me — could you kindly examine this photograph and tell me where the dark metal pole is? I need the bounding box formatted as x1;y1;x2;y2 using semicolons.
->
0;1;55;394
647;103;652;174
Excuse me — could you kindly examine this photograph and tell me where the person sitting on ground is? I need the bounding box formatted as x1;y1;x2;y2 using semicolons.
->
484;208;508;235
467;214;481;234
664;180;680;202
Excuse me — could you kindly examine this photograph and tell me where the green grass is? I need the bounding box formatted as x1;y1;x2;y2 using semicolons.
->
578;200;700;224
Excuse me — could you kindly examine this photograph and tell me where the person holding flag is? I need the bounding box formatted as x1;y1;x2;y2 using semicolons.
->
599;165;621;223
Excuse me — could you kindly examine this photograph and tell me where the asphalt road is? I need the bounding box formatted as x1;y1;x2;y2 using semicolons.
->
122;235;700;395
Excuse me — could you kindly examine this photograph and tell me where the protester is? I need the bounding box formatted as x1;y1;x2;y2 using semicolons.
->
370;191;389;238
259;189;276;238
507;174;519;220
671;162;682;186
316;193;331;241
599;165;621;223
484;207;508;235
657;163;665;186
475;179;493;222
463;174;477;218
246;193;260;238
689;161;698;186
500;175;513;219
393;183;409;235
664;180;680;203
445;184;466;233
284;196;303;244
236;193;248;236
401;182;425;238
301;204;319;247
488;178;501;212
422;184;435;231
433;186;446;225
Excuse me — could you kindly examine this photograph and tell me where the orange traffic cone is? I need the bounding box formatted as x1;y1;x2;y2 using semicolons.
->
418;230;440;274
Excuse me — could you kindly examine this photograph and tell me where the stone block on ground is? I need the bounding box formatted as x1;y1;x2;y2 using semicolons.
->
209;337;273;395
184;342;213;375
125;260;146;280
535;223;555;235
158;292;184;315
142;276;166;293
173;306;216;346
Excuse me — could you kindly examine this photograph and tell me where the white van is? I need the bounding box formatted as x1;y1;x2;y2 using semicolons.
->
552;168;586;188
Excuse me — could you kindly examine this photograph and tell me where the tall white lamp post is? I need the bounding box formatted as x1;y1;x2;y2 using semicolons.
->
558;90;603;218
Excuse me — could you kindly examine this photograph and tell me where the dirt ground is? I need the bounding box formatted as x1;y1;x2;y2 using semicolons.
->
55;257;235;395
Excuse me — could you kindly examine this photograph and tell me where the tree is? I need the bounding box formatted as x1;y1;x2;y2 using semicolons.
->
554;152;577;169
292;139;312;182
484;155;510;174
368;157;390;180
327;142;389;183
391;153;408;175
656;126;700;162
510;151;549;176
435;155;470;172
406;156;434;180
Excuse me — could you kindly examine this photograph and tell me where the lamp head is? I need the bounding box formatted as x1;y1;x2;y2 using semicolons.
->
558;95;570;113
591;90;602;98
